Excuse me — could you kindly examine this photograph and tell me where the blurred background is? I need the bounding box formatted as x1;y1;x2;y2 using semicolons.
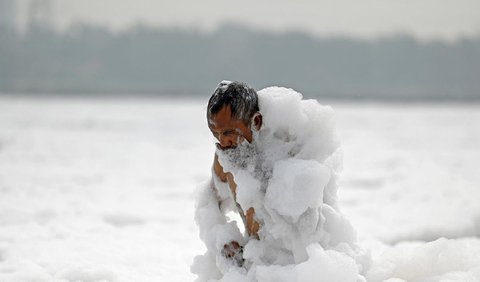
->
1;0;480;99
1;1;480;281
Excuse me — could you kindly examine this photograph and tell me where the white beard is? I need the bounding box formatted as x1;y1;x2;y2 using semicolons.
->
216;131;272;191
216;138;258;172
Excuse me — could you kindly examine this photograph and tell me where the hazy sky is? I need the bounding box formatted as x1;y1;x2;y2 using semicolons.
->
16;0;480;41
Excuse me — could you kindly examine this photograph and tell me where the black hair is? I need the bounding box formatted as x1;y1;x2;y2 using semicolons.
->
207;81;259;124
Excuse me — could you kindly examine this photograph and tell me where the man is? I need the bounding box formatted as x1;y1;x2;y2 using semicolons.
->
206;81;263;259
192;81;368;281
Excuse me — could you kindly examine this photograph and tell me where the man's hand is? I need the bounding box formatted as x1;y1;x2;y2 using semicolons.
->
222;241;244;266
246;208;260;238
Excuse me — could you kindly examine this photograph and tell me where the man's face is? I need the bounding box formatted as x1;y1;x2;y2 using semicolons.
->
208;105;253;150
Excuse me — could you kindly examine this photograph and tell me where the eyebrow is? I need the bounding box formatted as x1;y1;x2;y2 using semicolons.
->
209;126;237;135
210;128;234;133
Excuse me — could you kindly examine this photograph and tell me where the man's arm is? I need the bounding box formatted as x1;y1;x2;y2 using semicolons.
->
193;154;247;267
212;153;244;259
214;153;260;239
213;153;228;182
214;153;238;198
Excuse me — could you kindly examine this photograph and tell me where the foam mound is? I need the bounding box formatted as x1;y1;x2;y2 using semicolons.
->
366;237;480;282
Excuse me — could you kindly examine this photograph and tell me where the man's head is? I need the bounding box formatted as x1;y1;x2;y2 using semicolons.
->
207;81;262;150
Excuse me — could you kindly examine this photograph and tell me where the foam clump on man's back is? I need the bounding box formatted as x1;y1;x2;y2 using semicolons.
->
257;87;339;163
265;159;330;220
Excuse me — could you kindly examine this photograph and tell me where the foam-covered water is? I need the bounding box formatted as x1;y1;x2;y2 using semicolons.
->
0;96;479;281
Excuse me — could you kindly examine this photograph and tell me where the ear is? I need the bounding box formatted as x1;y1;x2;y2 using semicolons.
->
252;112;262;130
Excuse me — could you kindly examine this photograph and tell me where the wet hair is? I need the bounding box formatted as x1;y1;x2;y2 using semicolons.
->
207;81;259;124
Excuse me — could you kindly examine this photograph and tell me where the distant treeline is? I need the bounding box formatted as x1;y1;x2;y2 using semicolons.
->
1;23;479;100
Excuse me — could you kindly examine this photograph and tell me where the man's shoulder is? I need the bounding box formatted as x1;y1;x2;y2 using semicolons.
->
213;153;228;182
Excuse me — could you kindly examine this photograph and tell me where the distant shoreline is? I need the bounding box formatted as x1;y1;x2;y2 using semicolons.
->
2;24;479;102
1;91;479;105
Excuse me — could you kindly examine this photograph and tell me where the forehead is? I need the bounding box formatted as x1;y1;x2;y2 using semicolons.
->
208;106;244;130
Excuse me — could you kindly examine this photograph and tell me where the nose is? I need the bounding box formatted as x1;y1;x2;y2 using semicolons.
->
218;134;233;149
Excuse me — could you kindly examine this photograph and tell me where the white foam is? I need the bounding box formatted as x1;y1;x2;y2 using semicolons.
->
366;238;480;282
